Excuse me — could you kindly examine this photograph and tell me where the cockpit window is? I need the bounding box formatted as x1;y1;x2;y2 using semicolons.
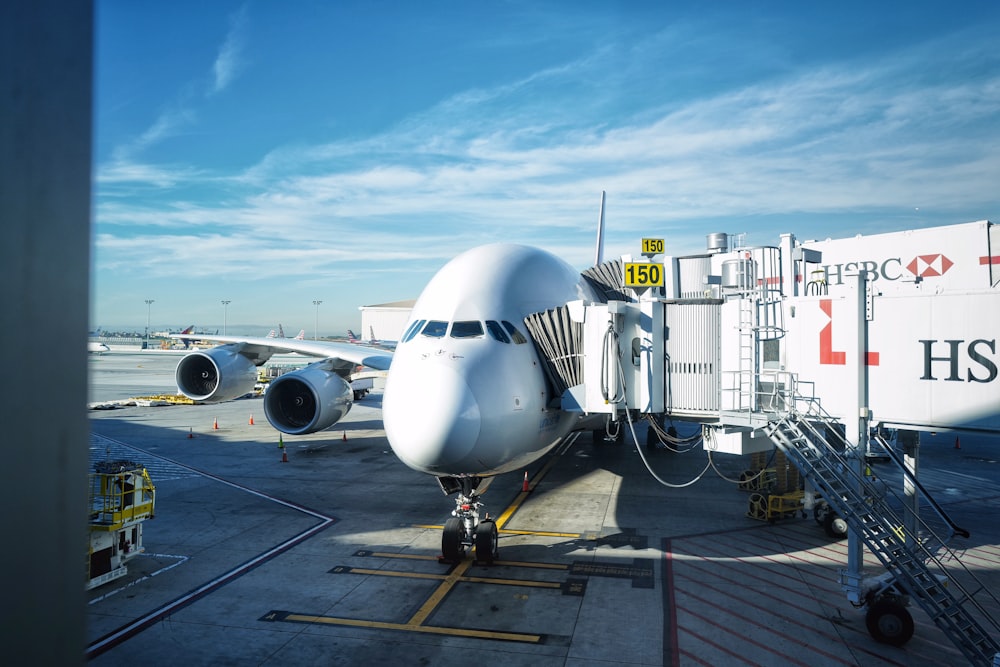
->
420;320;448;338
502;320;528;344
450;321;484;338
485;320;510;343
401;319;425;343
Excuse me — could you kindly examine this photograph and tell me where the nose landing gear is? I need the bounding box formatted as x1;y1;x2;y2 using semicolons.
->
438;476;499;565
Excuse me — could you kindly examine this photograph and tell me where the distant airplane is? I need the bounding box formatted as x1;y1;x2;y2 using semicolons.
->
172;205;609;564
347;327;397;350
87;341;110;355
266;325;306;340
175;326;196;349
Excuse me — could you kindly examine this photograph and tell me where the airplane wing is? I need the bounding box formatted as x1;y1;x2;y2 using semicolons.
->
170;333;392;371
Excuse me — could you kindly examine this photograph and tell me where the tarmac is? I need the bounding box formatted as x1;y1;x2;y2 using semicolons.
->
86;350;1000;666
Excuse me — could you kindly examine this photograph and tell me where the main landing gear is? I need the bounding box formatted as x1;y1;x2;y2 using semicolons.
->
437;476;499;565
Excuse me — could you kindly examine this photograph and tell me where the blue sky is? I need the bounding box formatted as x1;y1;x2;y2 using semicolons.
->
93;1;1000;335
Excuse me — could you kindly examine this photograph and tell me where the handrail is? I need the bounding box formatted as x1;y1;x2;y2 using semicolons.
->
869;433;970;539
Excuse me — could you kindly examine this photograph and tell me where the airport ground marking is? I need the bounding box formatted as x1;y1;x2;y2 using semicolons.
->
265;440;658;646
413;524;581;539
334;565;566;590
408;557;474;626
353;549;441;561
261;611;544;643
86;433;338;659
355;549;572;572
492;454;562;530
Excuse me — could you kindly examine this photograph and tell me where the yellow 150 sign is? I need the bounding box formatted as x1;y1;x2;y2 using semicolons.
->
641;238;664;255
623;262;664;287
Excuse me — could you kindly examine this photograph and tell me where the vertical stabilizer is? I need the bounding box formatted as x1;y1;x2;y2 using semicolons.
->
593;191;606;266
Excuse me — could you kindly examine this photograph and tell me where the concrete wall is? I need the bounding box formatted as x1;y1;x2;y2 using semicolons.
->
0;2;92;663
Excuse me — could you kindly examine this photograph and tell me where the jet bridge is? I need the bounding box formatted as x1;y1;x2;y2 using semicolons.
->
524;221;1000;664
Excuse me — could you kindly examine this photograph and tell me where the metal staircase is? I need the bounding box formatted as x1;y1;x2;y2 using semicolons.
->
765;411;1000;666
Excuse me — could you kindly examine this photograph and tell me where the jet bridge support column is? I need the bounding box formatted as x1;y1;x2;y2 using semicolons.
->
840;271;871;605
901;430;920;551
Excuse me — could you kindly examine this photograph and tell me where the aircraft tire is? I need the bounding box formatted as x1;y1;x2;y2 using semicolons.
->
475;520;498;565
442;517;466;562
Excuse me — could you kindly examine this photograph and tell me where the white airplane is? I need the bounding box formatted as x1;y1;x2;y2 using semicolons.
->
266;325;306;340
88;341;111;355
172;232;609;564
347;327;397;350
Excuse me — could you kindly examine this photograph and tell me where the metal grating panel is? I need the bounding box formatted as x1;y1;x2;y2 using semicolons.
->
664;301;721;413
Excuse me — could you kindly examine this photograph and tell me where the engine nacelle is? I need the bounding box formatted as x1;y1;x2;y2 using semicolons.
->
175;345;258;403
263;361;353;435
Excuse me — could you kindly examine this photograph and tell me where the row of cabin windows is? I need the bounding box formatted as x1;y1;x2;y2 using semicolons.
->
401;318;529;345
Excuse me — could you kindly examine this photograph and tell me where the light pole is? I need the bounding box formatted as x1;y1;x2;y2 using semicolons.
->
312;300;322;340
144;299;154;348
221;300;231;335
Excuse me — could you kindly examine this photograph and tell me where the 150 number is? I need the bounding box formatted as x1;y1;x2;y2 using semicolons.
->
642;238;664;255
624;262;664;287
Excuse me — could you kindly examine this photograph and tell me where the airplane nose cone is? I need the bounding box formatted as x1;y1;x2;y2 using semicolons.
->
383;362;481;473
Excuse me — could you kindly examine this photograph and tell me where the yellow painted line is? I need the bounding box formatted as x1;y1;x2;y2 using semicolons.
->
492;455;562;529
352;551;570;572
364;551;441;562
345;566;562;589
342;568;449;581
283;613;542;643
487;559;569;571
415;448;570;536
412;525;580;539
348;448;574;639
462;576;562;589
496;528;582;538
408;558;473;626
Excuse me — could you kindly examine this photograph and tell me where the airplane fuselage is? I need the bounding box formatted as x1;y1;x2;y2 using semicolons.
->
382;243;599;478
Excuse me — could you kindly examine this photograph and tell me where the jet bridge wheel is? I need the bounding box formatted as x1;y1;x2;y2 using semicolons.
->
747;492;768;521
442;517;466;562
866;597;914;646
475;519;499;565
813;500;830;525
823;510;848;539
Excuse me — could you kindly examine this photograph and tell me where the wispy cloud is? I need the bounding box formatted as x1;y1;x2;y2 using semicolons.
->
94;21;1000;308
211;4;248;95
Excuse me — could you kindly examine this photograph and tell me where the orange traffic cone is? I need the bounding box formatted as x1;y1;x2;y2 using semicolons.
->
343;430;347;442
213;417;219;430
522;471;530;492
249;413;254;425
279;434;288;462
188;427;194;439
955;436;961;449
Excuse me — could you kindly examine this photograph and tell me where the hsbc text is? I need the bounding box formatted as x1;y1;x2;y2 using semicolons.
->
919;339;998;383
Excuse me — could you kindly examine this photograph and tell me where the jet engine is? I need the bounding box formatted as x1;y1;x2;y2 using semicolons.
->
263;361;353;435
175;345;258;402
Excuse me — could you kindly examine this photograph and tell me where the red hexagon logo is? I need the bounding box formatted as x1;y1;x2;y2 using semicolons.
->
906;254;954;278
